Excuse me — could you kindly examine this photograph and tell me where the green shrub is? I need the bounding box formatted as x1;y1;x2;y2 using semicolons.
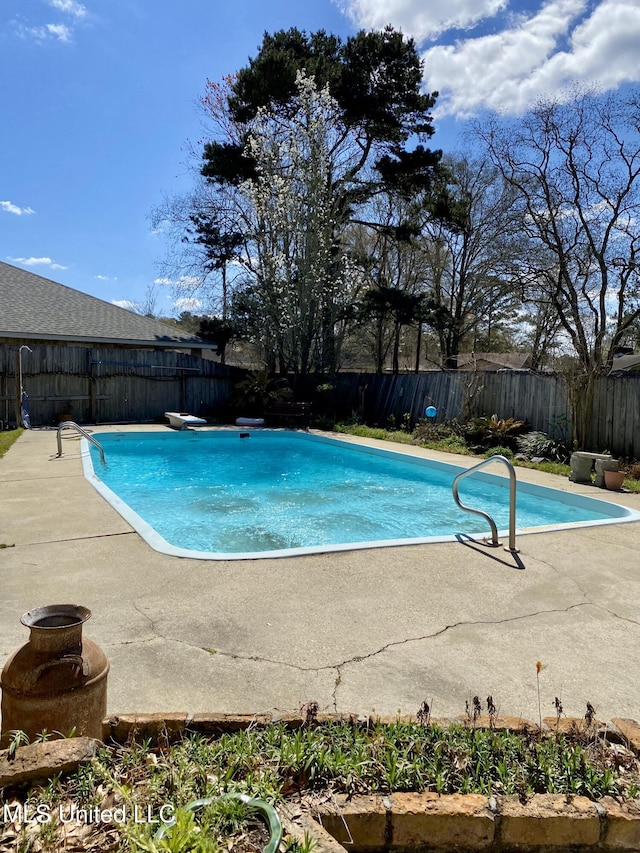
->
464;414;527;450
413;419;464;444
517;431;570;464
230;371;291;416
483;446;515;460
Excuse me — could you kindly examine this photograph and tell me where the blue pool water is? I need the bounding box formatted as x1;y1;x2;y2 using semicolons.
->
83;430;638;559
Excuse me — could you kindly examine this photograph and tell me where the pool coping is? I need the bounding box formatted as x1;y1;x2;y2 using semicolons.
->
80;427;640;561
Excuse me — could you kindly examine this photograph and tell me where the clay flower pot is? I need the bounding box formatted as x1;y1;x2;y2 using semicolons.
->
604;469;625;491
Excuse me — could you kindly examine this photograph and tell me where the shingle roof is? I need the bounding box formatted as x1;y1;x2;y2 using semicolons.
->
0;261;213;349
456;352;532;370
609;353;640;373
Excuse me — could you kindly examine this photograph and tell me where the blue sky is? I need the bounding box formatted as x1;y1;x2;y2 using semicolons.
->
2;0;639;317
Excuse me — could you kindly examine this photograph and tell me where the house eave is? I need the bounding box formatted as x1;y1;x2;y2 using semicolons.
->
0;332;216;349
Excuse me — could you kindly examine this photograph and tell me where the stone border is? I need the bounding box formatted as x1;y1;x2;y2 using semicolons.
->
283;793;640;852
100;711;640;753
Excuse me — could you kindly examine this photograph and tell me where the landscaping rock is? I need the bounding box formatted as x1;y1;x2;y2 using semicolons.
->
102;712;188;743
390;792;494;850
599;797;640;851
0;738;98;789
499;794;600;847
458;714;538;732
612;718;640;754
542;715;603;735
316;794;388;851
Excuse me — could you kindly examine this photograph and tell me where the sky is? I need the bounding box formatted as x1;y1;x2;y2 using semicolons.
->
2;0;640;317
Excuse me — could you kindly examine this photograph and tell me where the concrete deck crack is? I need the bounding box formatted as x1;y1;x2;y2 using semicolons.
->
530;555;640;627
592;603;640;628
133;602;160;634
332;602;591;672
138;601;594;677
17;531;135;547
103;636;157;649
531;553;592;602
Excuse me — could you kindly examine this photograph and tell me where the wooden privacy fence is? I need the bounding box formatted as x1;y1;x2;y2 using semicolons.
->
334;371;640;459
0;345;242;427
3;344;639;458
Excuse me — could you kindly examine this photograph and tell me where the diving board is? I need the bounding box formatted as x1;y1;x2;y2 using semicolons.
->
164;412;207;430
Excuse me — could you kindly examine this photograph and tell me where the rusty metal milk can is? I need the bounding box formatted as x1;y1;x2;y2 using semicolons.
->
0;604;109;747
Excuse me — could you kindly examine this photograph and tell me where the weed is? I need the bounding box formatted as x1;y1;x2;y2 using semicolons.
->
300;701;319;727
416;700;431;727
536;661;546;731
333;423;415;445
285;830;316;853
7;729;30;759
487;696;497;729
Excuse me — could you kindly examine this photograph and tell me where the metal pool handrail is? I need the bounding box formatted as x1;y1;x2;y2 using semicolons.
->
56;421;105;466
452;454;518;553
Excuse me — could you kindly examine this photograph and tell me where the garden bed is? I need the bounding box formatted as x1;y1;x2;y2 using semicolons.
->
1;713;640;852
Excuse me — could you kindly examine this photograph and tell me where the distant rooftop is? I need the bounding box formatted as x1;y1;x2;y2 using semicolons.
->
456;352;532;371
0;261;213;349
609;352;640;373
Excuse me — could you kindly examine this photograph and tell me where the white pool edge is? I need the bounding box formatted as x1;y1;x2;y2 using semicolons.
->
81;433;640;561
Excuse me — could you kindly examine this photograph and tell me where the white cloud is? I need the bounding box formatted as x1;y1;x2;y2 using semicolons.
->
48;0;87;18
17;1;87;44
94;274;109;281
111;299;137;310
176;275;202;290
8;256;67;270
47;23;72;40
1;200;35;215
548;0;640;89
154;277;173;286
173;297;203;312
420;0;640;117
339;0;507;41
26;23;73;42
340;0;640;119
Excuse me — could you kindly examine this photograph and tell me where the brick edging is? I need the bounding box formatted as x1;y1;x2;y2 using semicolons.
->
283;793;640;852
100;711;640;754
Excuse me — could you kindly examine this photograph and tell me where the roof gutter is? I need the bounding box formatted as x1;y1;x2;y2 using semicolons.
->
0;332;216;349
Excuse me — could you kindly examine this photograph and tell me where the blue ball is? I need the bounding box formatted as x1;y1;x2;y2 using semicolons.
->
425;406;437;418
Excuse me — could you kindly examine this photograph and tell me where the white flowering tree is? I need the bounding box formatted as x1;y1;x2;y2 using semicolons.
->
238;71;361;375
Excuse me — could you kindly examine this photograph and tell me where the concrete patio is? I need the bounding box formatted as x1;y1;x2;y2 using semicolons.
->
1;426;639;726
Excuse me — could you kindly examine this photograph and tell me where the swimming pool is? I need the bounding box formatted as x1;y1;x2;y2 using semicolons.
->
82;430;639;559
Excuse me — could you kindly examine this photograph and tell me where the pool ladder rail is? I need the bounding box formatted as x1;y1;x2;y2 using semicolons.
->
56;421;106;467
452;454;519;553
